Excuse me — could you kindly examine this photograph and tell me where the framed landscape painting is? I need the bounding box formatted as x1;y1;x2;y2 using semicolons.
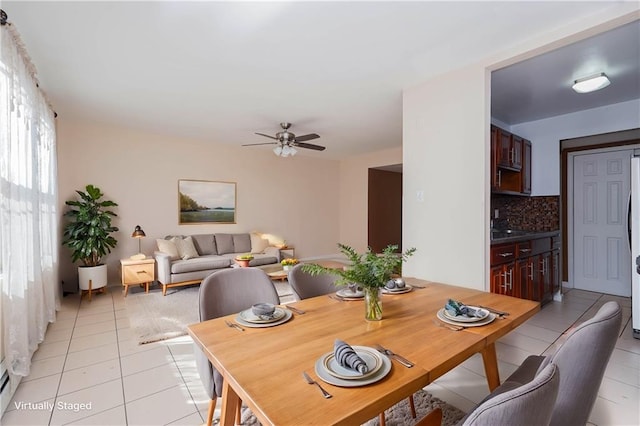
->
178;180;236;224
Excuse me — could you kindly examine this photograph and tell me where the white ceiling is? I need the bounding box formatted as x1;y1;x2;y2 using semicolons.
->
4;1;639;159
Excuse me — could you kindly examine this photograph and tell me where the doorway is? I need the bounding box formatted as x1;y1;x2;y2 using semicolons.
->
570;148;633;296
368;165;402;253
564;130;640;296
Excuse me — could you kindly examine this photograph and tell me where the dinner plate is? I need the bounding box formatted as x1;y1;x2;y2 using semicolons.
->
235;309;293;328
321;346;383;380
442;306;489;323
336;288;364;299
381;285;413;295
436;308;496;327
315;346;392;387
238;307;287;324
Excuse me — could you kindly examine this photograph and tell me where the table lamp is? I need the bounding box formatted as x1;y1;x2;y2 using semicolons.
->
130;225;146;260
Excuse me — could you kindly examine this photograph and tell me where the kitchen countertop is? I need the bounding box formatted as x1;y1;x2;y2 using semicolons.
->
491;230;560;245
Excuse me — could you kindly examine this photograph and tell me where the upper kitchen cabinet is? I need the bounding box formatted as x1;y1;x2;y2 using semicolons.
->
491;124;531;195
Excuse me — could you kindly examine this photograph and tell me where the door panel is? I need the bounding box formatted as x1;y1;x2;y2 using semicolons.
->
573;150;632;296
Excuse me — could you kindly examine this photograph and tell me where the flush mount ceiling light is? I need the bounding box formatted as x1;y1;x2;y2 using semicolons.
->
572;72;611;93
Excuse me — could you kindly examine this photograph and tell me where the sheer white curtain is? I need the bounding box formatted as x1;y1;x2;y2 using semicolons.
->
0;23;59;377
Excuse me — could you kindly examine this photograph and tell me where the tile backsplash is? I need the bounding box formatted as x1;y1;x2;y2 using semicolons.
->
491;195;560;232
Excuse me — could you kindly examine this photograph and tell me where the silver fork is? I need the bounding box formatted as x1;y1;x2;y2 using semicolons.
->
225;320;244;331
302;371;332;398
328;294;344;302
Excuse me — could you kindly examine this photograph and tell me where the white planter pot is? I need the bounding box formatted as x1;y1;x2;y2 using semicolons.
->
78;264;107;291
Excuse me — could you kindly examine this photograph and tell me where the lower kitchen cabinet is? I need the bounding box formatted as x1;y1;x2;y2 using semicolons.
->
491;233;559;304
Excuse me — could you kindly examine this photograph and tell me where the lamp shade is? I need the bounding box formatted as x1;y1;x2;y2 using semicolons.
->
131;225;146;238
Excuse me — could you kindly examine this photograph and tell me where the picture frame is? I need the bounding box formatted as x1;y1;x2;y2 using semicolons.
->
178;179;236;224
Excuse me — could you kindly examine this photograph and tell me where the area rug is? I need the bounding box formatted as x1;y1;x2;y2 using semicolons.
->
240;389;466;426
124;281;295;345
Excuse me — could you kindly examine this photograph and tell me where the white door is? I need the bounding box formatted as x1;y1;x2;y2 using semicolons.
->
573;149;632;296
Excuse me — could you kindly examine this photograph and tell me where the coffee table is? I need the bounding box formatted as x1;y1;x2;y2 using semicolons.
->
267;270;288;281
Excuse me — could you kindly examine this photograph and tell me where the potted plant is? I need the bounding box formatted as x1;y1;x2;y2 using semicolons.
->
281;257;299;271
235;253;254;268
302;244;415;321
62;184;119;292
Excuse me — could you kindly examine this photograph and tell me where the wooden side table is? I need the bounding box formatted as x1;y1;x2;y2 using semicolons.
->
120;258;155;297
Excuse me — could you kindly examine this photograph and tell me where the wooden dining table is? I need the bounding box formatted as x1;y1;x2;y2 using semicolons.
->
188;278;539;426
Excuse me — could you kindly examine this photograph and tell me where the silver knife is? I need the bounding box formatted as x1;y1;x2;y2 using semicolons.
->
478;305;510;316
374;344;414;368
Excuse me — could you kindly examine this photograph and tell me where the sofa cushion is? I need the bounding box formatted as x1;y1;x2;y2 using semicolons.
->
171;256;231;274
191;234;217;255
157;238;180;260
250;233;270;254
215;233;235;254
233;233;252;253
176;236;200;260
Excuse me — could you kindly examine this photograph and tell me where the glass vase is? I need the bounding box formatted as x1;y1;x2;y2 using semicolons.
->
364;287;383;321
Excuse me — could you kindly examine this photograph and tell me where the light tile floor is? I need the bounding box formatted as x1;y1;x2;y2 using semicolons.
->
2;287;639;425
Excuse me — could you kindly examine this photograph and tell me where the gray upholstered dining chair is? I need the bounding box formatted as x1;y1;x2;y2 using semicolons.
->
194;268;280;426
500;300;622;426
288;262;338;300
415;362;560;426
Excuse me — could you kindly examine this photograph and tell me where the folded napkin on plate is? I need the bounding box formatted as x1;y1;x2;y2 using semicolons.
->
334;339;369;374
445;299;483;318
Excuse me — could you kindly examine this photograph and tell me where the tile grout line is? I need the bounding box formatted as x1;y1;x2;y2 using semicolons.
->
48;294;82;425
166;342;206;424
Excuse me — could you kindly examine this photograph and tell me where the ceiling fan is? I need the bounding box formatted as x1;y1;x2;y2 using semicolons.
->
242;122;325;157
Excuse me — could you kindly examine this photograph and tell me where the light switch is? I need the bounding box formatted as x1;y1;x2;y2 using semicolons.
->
416;190;424;202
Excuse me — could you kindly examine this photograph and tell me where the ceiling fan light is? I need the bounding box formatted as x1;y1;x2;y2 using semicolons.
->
289;146;298;156
273;146;282;156
281;145;291;157
572;72;610;93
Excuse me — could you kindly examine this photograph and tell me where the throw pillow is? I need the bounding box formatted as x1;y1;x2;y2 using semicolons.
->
176;236;200;260
215;233;234;255
233;234;252;253
250;233;270;254
156;238;179;260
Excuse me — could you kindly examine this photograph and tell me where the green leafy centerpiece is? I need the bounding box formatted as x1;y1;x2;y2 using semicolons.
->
302;244;416;321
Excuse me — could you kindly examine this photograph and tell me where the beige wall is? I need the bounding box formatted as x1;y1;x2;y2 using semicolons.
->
338;147;402;253
57;120;341;289
402;65;489;289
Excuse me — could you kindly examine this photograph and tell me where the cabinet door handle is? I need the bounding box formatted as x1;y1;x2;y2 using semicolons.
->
498;252;514;257
528;262;534;280
497;170;501;187
505;269;513;290
519;248;531;253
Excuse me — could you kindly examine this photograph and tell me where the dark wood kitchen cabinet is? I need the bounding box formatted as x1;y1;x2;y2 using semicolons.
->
490;243;517;297
491;125;531;195
521;139;532;194
491;234;559;304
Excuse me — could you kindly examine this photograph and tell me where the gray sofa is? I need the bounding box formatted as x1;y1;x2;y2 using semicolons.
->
154;233;281;295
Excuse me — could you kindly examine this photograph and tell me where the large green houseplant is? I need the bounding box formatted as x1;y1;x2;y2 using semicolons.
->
62;184;119;291
302;244;416;320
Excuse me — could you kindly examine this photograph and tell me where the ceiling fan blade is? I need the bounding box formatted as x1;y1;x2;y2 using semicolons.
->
255;132;278;140
295;142;326;151
295;133;320;142
242;142;277;146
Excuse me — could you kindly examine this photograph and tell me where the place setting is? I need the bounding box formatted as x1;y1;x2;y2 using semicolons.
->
381;277;413;295
333;283;365;300
436;299;496;328
232;302;293;329
313;339;392;387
